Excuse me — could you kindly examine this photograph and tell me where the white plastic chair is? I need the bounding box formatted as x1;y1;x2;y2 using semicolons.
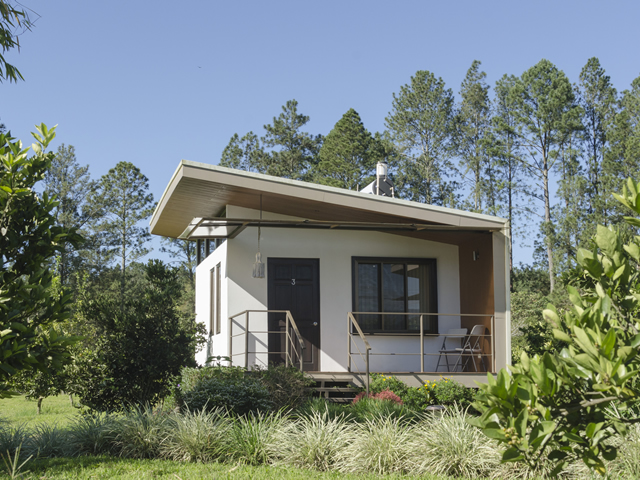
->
435;328;468;372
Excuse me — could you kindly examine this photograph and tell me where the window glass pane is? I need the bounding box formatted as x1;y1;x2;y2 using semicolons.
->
407;264;431;331
383;264;405;331
357;263;380;330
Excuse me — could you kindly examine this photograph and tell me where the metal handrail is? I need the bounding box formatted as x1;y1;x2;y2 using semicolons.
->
228;310;306;371
347;312;372;394
348;311;495;374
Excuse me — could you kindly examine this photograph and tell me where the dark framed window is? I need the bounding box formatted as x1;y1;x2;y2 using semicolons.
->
352;257;438;334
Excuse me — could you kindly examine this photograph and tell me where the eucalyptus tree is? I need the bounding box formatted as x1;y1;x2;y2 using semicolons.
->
510;59;583;291
386;70;457;206
316;108;379;190
0;1;33;82
456;60;493;212
261;99;323;181
89;162;155;306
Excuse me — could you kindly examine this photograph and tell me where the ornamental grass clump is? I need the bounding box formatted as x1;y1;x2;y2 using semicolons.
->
24;423;69;458
406;407;499;479
228;411;286;465
274;410;351;471
0;423;29;458
66;412;115;456
336;413;413;475
107;406;169;459
160;407;231;463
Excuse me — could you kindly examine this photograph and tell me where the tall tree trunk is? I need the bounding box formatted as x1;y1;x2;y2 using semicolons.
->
543;158;555;292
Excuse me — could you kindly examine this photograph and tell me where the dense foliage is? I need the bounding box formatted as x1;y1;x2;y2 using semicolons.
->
69;260;199;412
473;178;640;476
173;364;314;415
0;126;82;397
367;374;475;411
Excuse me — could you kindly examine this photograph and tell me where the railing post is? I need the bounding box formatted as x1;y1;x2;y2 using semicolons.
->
285;313;290;368
420;315;424;373
245;311;249;369
347;315;351;373
228;316;233;367
365;348;370;395
491;315;496;373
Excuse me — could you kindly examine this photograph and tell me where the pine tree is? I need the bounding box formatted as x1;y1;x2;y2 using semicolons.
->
261;100;323;180
456;60;492;212
510;59;583;291
88;162;155;306
579;58;618;231
385;70;456;206
219;132;265;173
42;144;97;285
316;108;379;190
490;74;526;271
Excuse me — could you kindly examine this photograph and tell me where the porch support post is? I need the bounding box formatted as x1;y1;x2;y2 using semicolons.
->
347;315;351;372
245;311;249;369
420;315;424;373
228;316;232;367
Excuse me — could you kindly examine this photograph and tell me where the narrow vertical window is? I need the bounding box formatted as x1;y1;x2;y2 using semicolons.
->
215;262;222;334
209;266;216;335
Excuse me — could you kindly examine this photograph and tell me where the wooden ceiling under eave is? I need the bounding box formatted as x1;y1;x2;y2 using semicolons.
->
150;161;507;240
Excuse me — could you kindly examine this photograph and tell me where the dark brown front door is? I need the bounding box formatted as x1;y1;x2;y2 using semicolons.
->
267;258;320;371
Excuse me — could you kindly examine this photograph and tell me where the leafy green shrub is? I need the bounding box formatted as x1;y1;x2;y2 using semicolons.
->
182;376;272;416
71;261;199;412
295;398;353;422
401;386;432;410
353;390;403;405
429;377;475;408
179;365;245;393
368;374;408;398
255;364;314;411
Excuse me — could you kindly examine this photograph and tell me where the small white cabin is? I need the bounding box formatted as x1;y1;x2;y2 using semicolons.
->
150;161;511;387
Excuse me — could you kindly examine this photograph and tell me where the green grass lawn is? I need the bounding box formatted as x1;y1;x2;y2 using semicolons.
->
0;394;78;428
0;396;456;480
14;457;451;480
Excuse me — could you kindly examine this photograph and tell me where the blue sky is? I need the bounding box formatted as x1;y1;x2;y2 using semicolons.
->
4;0;640;265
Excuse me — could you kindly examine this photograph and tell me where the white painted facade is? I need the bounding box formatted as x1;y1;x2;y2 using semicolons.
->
196;205;466;372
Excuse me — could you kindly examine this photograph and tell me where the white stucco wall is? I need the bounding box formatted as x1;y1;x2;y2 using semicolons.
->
194;241;228;366
194;205;463;373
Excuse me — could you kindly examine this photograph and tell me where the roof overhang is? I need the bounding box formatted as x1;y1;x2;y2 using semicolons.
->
150;161;507;240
